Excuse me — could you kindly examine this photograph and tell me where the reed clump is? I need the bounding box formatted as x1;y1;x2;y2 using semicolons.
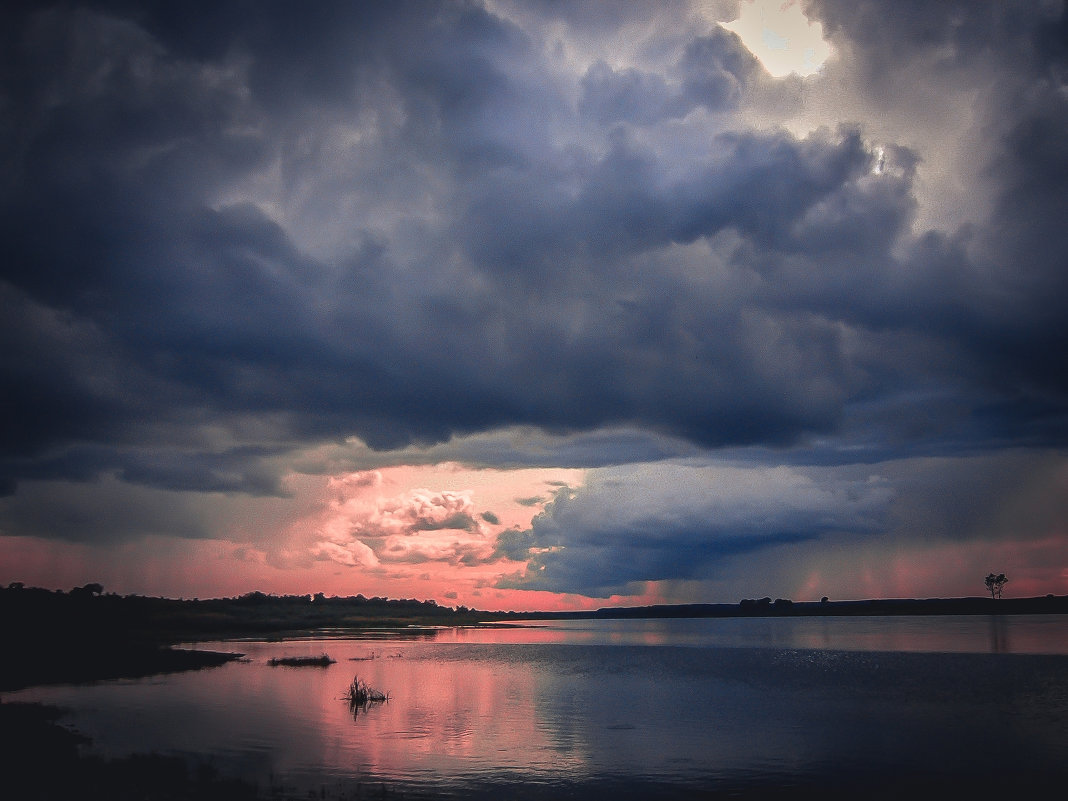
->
345;675;389;707
267;653;335;667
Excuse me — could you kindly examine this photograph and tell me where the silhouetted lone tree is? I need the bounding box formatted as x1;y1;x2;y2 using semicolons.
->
985;573;1008;600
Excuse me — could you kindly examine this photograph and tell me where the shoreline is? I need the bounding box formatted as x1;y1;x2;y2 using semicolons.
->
0;645;245;692
499;594;1068;621
4;582;1066;691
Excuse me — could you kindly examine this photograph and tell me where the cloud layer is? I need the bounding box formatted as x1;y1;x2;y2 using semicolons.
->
2;0;1066;602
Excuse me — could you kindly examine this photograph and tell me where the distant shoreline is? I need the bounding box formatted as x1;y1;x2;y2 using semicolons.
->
3;583;1067;691
495;594;1068;621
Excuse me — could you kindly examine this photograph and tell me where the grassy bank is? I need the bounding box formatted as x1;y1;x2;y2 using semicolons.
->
0;644;244;692
0;701;262;801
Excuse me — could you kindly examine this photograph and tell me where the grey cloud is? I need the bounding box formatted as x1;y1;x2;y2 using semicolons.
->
677;28;763;109
115;446;289;496
492;0;702;34
409;512;479;533
577;29;765;125
811;0;1049;75
461;124;871;272
579;61;679;125
289;427;701;476
493;527;535;561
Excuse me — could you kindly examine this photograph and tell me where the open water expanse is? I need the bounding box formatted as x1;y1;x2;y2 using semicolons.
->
8;615;1068;798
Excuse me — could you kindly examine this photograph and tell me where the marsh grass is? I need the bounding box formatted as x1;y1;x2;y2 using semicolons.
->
344;676;389;712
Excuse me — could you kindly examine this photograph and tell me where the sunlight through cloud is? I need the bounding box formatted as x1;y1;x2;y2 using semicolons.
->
721;0;832;77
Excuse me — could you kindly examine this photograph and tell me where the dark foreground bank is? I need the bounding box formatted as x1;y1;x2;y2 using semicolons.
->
0;643;243;691
1;583;245;691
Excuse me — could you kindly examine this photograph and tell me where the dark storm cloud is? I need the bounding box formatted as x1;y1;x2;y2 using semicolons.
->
1;0;1066;548
579;61;680;126
497;462;894;597
808;0;1068;410
494;0;698;32
578;27;766;123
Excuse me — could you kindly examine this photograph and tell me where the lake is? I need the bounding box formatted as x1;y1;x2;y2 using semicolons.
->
8;615;1068;798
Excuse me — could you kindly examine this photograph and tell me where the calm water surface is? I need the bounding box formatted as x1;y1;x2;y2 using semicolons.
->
9;616;1068;797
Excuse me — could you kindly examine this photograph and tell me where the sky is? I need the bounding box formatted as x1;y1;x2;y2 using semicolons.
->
2;0;1067;610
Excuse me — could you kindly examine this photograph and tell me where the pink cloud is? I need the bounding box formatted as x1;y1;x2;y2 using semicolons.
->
283;464;589;604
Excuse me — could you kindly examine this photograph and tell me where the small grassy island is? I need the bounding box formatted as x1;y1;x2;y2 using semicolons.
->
267;654;336;667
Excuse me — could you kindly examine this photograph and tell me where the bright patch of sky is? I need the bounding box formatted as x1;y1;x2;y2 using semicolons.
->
721;0;832;77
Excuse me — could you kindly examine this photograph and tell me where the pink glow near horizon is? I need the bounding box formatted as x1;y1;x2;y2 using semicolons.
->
5;518;1064;609
0;532;605;610
791;535;1068;603
2;459;1065;610
0;463;609;611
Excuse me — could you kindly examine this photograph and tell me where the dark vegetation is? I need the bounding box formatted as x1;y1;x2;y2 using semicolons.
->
9;582;479;634
345;675;390;716
985;573;1009;599
267;654;335;667
0;582;483;690
0;583;247;691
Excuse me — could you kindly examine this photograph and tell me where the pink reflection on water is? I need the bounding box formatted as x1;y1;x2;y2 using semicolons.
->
218;638;592;785
431;621;675;647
